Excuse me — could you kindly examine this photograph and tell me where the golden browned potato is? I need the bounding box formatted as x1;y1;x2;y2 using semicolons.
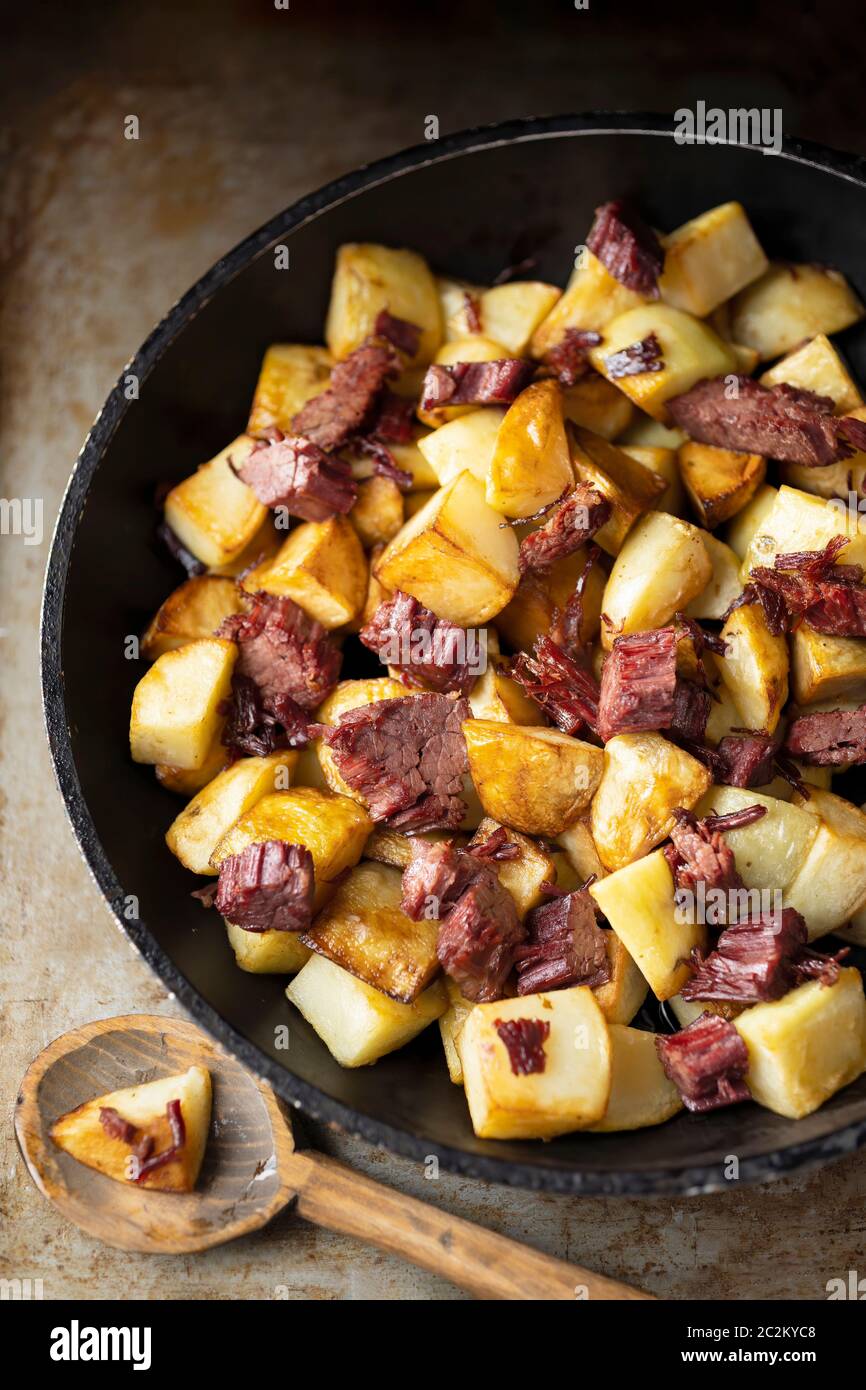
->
50;1067;211;1192
363;826;464;869
692;785;820;894
530;250;647;358
325;242;442;365
555;818;608;883
723;482;778;563
469;817;554;918
588;304;737;421
225;923;312;975
155;735;228;797
791;624;866;706
590;848;706;1000
684;533;742;621
561;373;635;439
436;275;486;339
165;751;297;875
208;517;282;580
677;441;766;530
735;969;866;1118
303;861;439;1003
468;652;540;726
600;511;711;648
494;542;606;652
459;987;612;1139
570;426;668;555
140;576;244;660
374;471;519;625
621;445;684;517
486;380;572;518
163;437;266;568
258;515;368;628
589;1025;683;1131
416;336;511;427
349;476;404;549
476;281;562;356
286;953;446;1067
416;407;505;487
759;333;863;414
439;977;476;1084
130;637;236;770
591;733;711;872
718;600;789;733
463;719;604;837
785;789;866;940
618;415;687;450
344;430;438;490
741;483;866;576
659;201;768;316
729;262;864;362
593;932;649;1025
780;404;866;501
247;344;333;436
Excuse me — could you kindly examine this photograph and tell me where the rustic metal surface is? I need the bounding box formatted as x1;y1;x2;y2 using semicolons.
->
2;0;866;1300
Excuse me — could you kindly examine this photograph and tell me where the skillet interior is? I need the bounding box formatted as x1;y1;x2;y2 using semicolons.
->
44;116;866;1193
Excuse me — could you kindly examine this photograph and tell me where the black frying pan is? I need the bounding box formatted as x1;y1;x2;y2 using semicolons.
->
42;113;866;1195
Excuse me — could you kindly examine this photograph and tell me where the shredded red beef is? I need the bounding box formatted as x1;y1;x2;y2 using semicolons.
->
784;702;866;765
237;431;357;519
517;485;611;574
220;591;341;713
131;1099;186;1182
367;389;416;445
714;732;779;787
656;1013;750;1113
352;435;413;490
597;628;678;742
791;945;849;986
322;694;470;831
157;520;206;577
543;330;602;386
682;908;810;1003
291;340;399;451
214;840;314;932
548;544;602;656
722;582;788;637
664;806;748;898
221;674;311;757
401;839;481;920
469;826;521;861
515;890;610;995
420;358;534;411
99;1107;137;1144
494;1018;551;1075
667;375;866;467
511;635;600;737
373;309;422;358
603;332;665;379
585;199;664;298
671;678;712;742
747;538;866;638
359;590;478;695
463;291;483;334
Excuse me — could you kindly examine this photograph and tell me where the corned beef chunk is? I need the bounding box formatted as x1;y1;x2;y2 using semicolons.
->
603;332;665;380
291;340;398;450
214;840;314;932
664;806;747;899
681;908;809;1004
322;694;470;831
542;330;601;386
511;635;600;737
222;674;311;756
747;537;866;638
517;485;612;574
515;890;610;995
220;591;342;713
401;839;482;920
352;436;413;490
420;358;534;412
655;1013;751;1113
373;309;421;358
671;678;712;742
714;731;779;787
359;590;478;694
784;702;866;765
667;375;866;467
367;389;416;444
585;199;663;298
463;291;483;335
494;1018;550;1075
597;628;678;742
237;432;357;519
468;826;521;861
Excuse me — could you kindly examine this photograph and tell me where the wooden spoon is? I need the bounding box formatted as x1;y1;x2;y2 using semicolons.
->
14;1013;652;1300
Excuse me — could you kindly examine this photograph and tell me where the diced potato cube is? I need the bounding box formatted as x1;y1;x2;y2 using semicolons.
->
600;511;711;648
729;262;864;362
723;482;778;561
702;653;743;745
785;788;866;939
140;576;244;662
791;624;866;705
589;1025;683;1131
416;336;511;427
468;654;540;726
459;987;611;1139
718;600;789;733
349;476;404;549
677;441;766;530
208;517;282;580
692;785;820;894
593;932;649;1025
684;533;743;620
436;275;485;340
477;281;561;356
742;484;866;577
530;250;647;358
303;861;439;1003
363;826;463;869
622;445;684;517
591;733;711;873
166;751;297;875
561;373;635;440
259;516;367;628
495;542;605;651
570;427;667;555
556;818;608;883
130;637;236;770
759;333;863;415
618;415;687;450
163;437;266;568
780;403;866;501
463;720;603;837
211;787;372;911
292;743;329;790
226;922;312;975
439;977;476;1084
374;471;519;625
589;304;737;421
345;431;438;491
469;817;554;918
486;380;572;518
735;969;866;1118
286;953;446;1067
590;848;706;1000
247;343;333;436
325;242;442;365
155;735;228;796
659;202;768;317
416;407;505;487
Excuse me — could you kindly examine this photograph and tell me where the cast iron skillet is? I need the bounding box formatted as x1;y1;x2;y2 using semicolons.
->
42;113;866;1195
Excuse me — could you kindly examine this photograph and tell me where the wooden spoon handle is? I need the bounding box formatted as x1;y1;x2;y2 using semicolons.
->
286;1149;652;1300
